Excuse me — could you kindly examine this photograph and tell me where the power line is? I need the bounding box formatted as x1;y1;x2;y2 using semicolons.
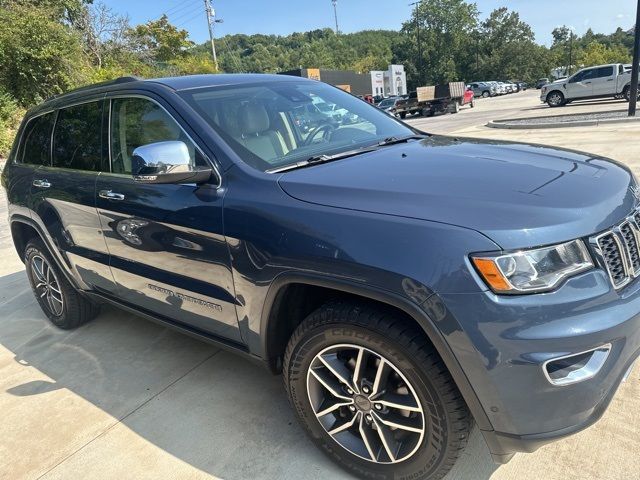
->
164;0;199;17
176;10;203;28
171;4;202;24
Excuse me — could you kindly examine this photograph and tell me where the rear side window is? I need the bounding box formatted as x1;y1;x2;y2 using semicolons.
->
53;101;103;171
596;66;614;78
20;113;55;166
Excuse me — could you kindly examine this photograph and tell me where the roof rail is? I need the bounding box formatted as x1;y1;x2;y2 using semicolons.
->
45;76;142;102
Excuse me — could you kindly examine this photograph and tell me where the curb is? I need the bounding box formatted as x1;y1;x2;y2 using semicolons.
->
487;115;640;130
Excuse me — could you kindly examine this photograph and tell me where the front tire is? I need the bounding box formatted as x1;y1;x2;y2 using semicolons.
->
481;91;490;98
24;239;100;329
546;91;565;107
283;301;472;480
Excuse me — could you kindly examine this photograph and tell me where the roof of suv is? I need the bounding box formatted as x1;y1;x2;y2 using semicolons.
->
30;73;304;116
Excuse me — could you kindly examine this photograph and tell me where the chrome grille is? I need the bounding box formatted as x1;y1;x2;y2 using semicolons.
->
592;213;640;289
620;222;640;274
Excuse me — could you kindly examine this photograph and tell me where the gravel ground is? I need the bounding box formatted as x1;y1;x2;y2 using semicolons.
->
495;109;631;125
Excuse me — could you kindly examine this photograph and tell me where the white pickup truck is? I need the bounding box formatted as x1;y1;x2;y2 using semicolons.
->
540;63;639;107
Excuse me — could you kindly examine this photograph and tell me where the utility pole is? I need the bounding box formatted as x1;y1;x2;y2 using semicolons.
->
332;0;339;35
629;0;640;116
204;0;223;71
567;30;574;76
410;1;422;84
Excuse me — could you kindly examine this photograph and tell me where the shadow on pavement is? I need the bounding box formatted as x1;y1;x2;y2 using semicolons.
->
0;269;498;479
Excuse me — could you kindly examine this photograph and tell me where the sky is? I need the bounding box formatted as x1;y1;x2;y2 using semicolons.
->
105;0;637;46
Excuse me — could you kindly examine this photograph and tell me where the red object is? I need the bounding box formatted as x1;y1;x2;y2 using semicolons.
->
463;88;475;105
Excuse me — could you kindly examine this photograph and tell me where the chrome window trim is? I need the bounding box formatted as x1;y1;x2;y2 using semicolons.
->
105;93;222;189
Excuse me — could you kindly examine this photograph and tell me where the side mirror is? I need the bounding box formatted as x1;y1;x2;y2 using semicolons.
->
132;141;213;185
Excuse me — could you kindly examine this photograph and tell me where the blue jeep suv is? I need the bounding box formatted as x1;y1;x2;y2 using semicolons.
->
2;74;639;480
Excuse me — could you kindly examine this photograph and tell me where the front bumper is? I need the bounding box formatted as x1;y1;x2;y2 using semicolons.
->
438;268;640;460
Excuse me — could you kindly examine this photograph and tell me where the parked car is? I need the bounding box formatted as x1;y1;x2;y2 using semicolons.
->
467;82;496;98
535;78;550;89
541;63;640;107
376;96;401;115
4;74;640;480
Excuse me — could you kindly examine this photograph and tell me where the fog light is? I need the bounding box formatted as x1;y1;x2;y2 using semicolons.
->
543;344;611;386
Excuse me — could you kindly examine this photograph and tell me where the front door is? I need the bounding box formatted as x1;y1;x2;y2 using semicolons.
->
96;95;240;342
30;100;117;293
566;69;595;99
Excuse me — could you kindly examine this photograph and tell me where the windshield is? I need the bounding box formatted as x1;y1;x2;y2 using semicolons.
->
378;98;396;108
180;80;413;172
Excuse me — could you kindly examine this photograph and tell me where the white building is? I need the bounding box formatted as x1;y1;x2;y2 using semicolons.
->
370;65;407;97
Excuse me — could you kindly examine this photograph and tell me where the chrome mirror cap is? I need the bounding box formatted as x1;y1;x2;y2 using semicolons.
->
132;141;212;185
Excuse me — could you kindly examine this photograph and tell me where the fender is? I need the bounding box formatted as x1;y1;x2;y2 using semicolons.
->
9;214;85;291
259;271;493;431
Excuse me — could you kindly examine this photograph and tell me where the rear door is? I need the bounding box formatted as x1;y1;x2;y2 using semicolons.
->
591;65;616;96
96;94;240;342
6;112;56;221
30;99;117;293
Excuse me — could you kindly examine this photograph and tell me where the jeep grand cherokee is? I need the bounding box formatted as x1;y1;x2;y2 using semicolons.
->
2;74;639;480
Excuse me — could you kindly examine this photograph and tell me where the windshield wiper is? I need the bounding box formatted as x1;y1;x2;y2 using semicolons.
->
266;134;429;174
266;146;379;173
376;134;428;147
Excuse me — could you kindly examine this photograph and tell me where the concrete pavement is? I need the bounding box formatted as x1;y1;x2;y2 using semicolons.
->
1;91;639;480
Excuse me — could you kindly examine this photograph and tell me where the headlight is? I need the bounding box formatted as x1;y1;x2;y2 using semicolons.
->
471;239;593;294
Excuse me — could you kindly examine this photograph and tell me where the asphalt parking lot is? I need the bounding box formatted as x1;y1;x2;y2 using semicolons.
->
1;90;639;480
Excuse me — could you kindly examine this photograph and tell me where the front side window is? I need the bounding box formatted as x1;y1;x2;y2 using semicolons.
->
180;80;413;172
53;101;102;171
20;112;55;166
110;97;201;175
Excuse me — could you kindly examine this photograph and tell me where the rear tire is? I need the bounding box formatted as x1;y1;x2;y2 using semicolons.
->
24;239;100;329
399;112;407;119
284;301;472;480
451;101;460;114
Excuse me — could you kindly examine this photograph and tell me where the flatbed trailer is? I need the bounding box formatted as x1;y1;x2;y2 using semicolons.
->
395;82;473;119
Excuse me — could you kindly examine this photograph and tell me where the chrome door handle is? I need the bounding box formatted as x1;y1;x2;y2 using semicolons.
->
32;179;51;188
99;190;125;201
607;78;614;81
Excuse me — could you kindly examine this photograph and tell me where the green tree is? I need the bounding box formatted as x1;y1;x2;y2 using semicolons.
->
127;14;194;63
393;0;478;88
477;8;553;82
577;41;631;67
0;3;90;105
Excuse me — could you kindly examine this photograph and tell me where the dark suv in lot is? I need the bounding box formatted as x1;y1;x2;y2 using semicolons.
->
2;74;640;480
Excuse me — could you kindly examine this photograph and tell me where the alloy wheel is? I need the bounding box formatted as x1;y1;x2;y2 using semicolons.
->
306;344;426;464
31;255;64;316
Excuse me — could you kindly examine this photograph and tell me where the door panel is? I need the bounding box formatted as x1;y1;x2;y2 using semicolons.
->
566;70;594;98
96;174;239;340
592;66;616;96
99;95;239;341
31;166;116;291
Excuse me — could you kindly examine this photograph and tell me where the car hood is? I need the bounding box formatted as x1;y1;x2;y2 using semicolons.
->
278;136;636;249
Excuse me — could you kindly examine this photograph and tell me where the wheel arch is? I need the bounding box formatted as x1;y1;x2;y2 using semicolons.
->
259;272;493;431
9;215;80;289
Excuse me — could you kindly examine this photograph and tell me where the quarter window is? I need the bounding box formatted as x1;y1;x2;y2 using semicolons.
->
110;97;200;175
20;113;55;166
53;101;103;171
